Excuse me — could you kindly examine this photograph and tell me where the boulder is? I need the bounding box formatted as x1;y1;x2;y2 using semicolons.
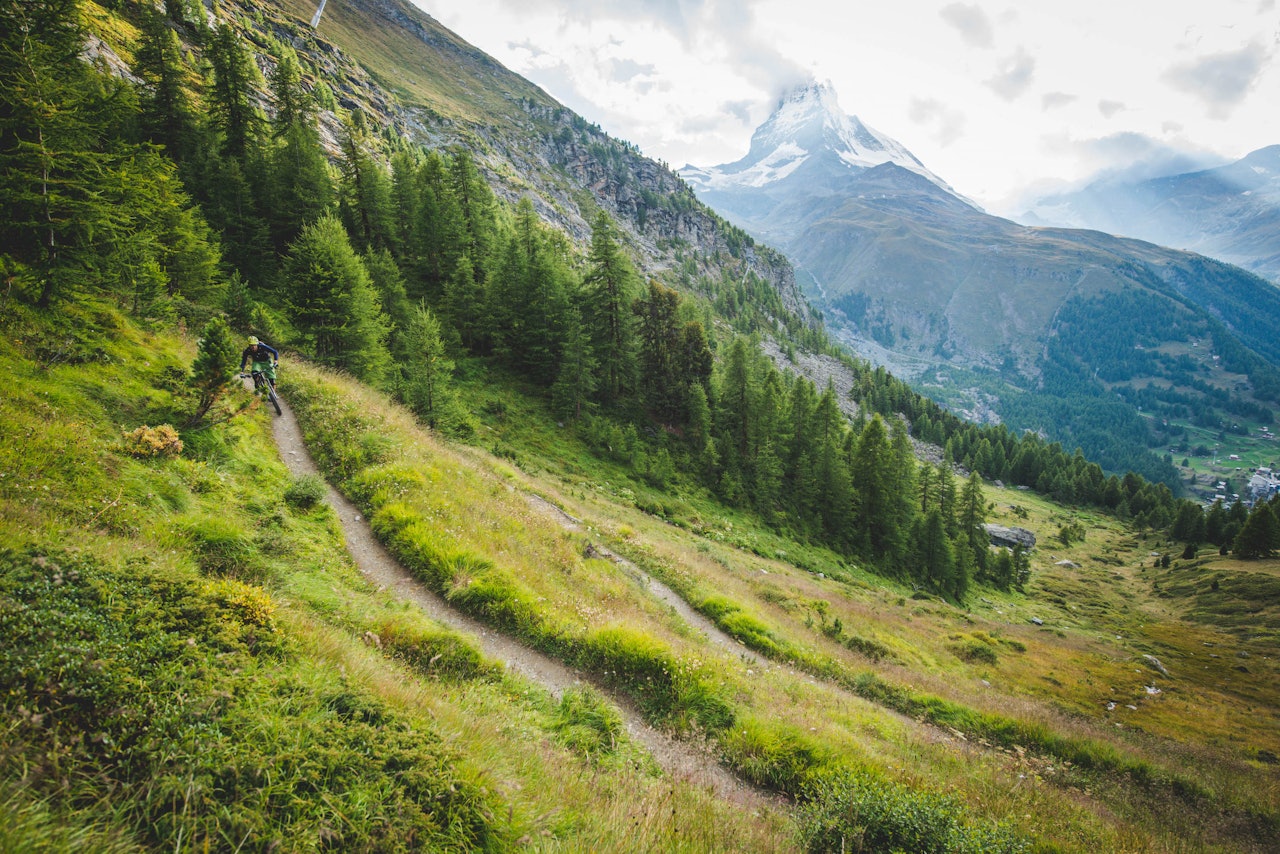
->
985;524;1037;550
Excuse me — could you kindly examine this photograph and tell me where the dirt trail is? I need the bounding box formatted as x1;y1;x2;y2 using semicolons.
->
268;398;770;808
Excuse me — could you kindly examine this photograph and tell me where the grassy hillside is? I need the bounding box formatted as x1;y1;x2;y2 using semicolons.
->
0;302;801;851
3;298;1278;851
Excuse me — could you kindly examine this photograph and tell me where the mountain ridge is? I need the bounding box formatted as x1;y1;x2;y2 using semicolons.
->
680;82;1280;485
1019;145;1280;284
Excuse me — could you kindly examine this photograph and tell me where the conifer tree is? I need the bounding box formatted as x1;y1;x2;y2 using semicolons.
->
812;384;853;541
0;0;123;305
449;148;496;282
135;10;195;161
958;471;990;578
914;508;956;596
411;151;465;293
282;215;391;383
634;280;689;423
338;118;394;252
1234;503;1279;559
551;302;597;421
583;211;638;400
207;23;262;161
187;316;238;425
402;301;455;430
363;248;414;364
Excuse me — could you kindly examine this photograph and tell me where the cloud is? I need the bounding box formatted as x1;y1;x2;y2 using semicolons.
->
1162;41;1270;117
1041;92;1075;110
908;97;966;146
609;58;657;83
496;0;807;98
1097;99;1126;118
1043;131;1226;183
939;3;994;49
985;47;1035;100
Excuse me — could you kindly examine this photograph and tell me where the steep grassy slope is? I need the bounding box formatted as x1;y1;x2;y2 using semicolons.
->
281;353;1280;852
0;303;802;851
3;299;1278;850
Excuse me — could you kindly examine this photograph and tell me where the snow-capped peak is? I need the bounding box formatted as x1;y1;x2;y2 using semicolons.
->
684;80;958;197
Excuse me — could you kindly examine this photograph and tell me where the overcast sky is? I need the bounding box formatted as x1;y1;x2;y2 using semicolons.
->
414;0;1279;213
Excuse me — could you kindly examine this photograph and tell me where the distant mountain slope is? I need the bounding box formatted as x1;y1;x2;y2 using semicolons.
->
1020;146;1280;284
683;84;1280;483
266;0;811;326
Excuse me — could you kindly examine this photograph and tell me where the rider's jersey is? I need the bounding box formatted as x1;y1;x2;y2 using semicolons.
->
240;342;279;371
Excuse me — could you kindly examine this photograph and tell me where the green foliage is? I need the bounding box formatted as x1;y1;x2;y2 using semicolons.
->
183;512;259;579
0;548;504;851
282;473;326;510
282;215;392;383
798;770;1028;854
950;636;1000;665
699;595;783;656
551;686;626;762
188;315;238;424
577;625;734;733
721;717;827;793
1234;502;1279;559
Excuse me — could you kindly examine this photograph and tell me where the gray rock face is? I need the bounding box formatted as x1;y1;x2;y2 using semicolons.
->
984;524;1036;550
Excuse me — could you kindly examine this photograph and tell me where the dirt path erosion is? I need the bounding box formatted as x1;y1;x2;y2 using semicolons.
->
268;398;770;808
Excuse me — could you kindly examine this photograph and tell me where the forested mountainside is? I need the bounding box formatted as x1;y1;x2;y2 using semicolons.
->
1020;145;1280;286
266;0;813;333
3;0;1280;850
683;85;1280;492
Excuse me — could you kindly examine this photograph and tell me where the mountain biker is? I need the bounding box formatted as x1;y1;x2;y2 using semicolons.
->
240;336;279;388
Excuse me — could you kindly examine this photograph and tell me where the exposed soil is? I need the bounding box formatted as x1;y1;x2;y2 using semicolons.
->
268;397;774;809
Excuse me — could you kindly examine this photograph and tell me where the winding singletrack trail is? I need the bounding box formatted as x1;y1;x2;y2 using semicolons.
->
268;397;771;808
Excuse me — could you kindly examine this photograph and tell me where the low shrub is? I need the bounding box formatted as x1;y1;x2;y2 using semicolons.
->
951;637;999;665
721;718;828;793
283;473;327;510
121;424;182;458
844;633;893;662
552;687;626;761
798;770;1028;853
203;577;276;629
184;514;258;578
719;610;783;656
578;626;733;733
0;548;507;851
374;617;494;681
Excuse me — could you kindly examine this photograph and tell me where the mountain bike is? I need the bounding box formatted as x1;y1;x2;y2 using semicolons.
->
242;367;282;416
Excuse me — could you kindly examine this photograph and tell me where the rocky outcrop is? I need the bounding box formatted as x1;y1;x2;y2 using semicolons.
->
984;524;1036;550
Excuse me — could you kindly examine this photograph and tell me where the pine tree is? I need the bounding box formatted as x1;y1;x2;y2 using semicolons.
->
0;0;124;305
958;472;990;579
338;118;394;251
634;280;687;423
282;215;391;383
268;47;311;133
187;316;238;425
1234;504;1279;559
402;301;455;430
583;211;638;401
914;508;957;596
551;302;597;421
449;148;496;283
134;10;195;161
207;23;262;161
363;248;414;365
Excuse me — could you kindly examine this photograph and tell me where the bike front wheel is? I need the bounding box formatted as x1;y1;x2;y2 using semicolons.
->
266;383;282;416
